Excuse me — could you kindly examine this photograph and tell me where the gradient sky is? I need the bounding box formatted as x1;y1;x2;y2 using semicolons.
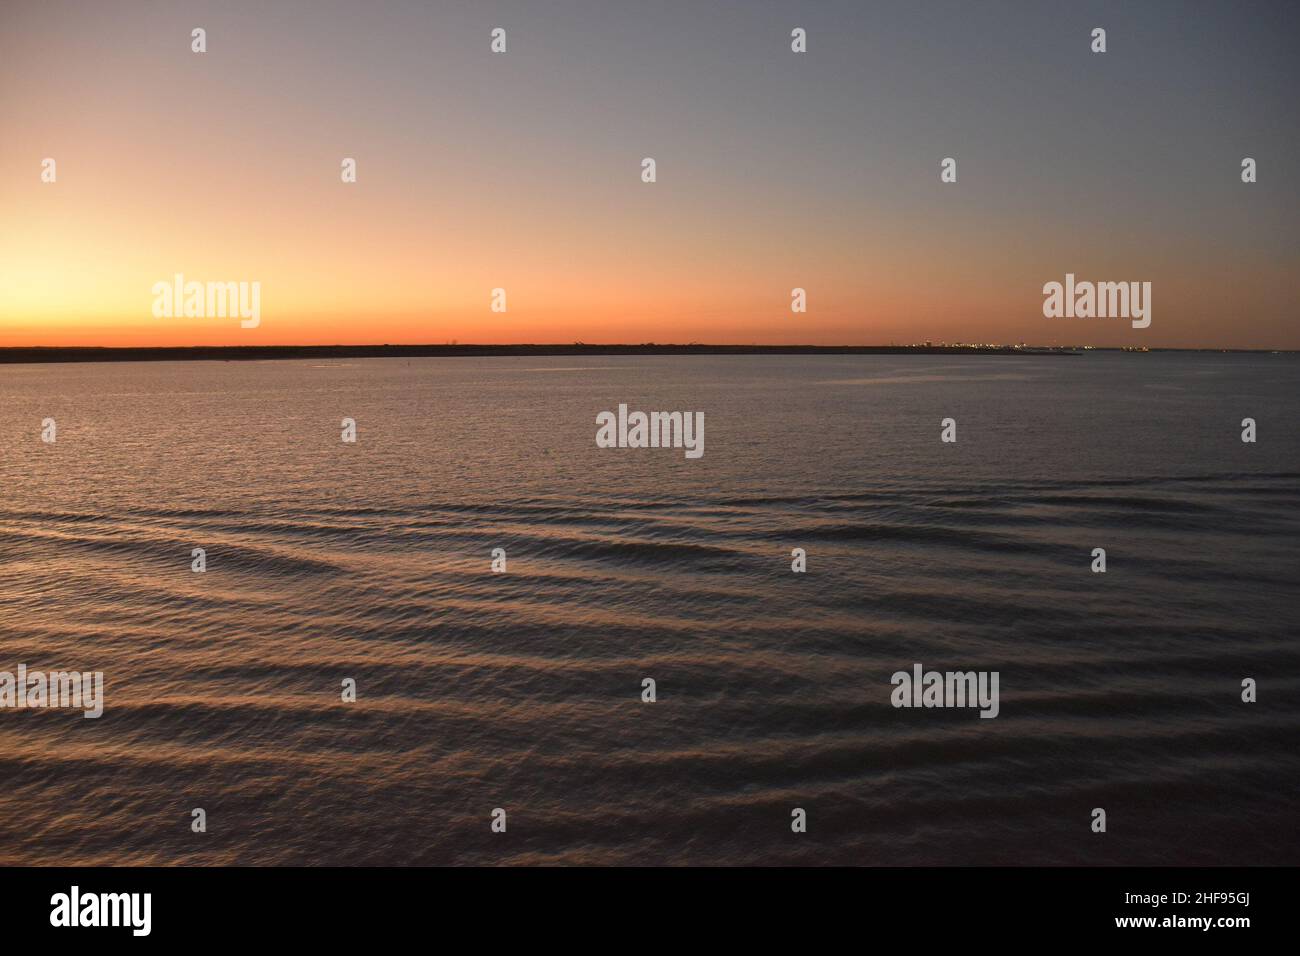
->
1;0;1297;348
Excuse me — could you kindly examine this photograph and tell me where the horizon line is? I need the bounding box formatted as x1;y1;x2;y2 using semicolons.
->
2;343;1296;365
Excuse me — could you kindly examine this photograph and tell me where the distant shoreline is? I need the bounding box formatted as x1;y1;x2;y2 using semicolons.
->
0;344;1291;365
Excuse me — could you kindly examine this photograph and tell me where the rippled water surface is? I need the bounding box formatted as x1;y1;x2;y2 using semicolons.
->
1;353;1297;865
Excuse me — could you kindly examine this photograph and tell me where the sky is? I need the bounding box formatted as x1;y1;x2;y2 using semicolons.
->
1;0;1297;348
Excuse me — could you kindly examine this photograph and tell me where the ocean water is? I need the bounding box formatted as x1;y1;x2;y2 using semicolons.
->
0;353;1297;866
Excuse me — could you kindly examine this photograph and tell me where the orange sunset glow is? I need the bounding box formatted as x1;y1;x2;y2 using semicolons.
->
2;1;1297;349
